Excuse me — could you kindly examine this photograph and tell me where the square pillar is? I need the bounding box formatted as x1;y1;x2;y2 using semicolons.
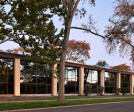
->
117;73;121;89
79;67;84;95
100;70;105;94
14;58;20;96
52;64;57;96
130;74;134;95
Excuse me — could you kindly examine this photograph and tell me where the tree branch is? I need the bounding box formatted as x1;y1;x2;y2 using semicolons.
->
62;0;67;11
70;26;134;49
70;26;105;38
71;0;80;19
1;3;17;25
0;38;12;44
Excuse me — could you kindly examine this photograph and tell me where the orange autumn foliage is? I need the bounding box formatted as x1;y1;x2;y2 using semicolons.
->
111;64;131;72
66;40;90;63
104;0;134;63
13;47;24;54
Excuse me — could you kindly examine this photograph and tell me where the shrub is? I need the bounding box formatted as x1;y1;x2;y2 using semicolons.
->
84;84;92;96
121;88;130;95
97;86;104;96
116;88;121;95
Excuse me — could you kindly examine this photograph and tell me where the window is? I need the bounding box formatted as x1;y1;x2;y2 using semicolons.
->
105;72;116;93
65;67;79;94
20;60;51;94
84;69;100;93
121;74;130;93
0;58;14;94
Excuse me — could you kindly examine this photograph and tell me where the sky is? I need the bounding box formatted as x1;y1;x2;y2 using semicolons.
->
0;0;132;67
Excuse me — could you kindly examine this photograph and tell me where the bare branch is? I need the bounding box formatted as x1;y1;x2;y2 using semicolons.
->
70;26;105;38
70;26;134;49
71;0;80;19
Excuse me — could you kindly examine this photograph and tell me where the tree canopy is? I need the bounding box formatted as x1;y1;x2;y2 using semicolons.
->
0;0;64;64
111;63;131;72
104;0;134;63
66;40;90;63
96;60;108;67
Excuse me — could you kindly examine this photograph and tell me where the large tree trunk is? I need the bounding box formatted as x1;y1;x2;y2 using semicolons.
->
58;0;80;103
58;17;72;102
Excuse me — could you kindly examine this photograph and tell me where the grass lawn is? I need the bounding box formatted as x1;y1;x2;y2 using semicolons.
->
5;95;134;101
0;97;134;111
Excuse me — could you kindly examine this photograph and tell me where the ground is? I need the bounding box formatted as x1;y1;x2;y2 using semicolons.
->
5;101;134;112
0;95;134;111
0;95;134;101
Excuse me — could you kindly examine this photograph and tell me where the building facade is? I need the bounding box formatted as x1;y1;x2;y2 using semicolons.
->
0;52;134;96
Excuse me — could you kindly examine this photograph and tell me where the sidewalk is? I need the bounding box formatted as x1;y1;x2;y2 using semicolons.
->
0;96;134;104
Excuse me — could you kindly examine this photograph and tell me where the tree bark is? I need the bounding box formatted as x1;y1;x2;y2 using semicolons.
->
58;17;71;102
58;0;80;103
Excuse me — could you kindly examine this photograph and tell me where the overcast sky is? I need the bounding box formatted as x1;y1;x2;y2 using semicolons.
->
0;0;132;67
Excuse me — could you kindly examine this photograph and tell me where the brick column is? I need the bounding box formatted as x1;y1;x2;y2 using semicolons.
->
52;64;57;96
117;73;121;89
130;74;134;95
79;67;84;95
100;70;105;94
14;58;20;96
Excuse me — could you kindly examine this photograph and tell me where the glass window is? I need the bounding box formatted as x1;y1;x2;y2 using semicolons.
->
0;58;14;94
84;69;100;93
121;74;130;93
65;67;79;94
105;72;116;93
20;60;51;94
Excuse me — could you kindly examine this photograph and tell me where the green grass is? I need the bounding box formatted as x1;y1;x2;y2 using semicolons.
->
1;97;134;111
6;95;134;101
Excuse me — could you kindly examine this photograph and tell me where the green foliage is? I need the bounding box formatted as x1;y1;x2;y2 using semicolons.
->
97;86;104;96
96;60;107;67
84;83;92;96
121;88;130;95
0;0;64;65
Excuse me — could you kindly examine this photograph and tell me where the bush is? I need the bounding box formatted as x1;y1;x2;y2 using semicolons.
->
97;86;104;96
121;88;130;95
84;84;92;96
116;88;121;95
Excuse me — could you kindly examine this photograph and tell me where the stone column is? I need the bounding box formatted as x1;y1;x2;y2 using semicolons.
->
14;58;20;96
52;64;57;96
100;70;105;94
130;74;134;95
79;67;84;95
117;73;121;89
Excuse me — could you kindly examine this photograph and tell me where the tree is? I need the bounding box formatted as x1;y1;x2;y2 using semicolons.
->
104;0;134;63
0;0;65;102
0;0;97;103
58;0;95;102
69;0;134;67
66;40;90;63
0;0;64;65
13;47;24;54
59;0;134;102
96;60;108;67
111;63;131;72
